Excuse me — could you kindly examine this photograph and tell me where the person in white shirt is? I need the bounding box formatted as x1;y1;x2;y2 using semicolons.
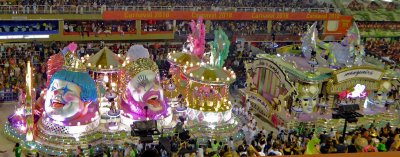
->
80;47;85;56
256;146;266;156
0;44;4;52
250;127;257;142
267;143;283;156
197;145;204;157
123;143;131;157
64;23;69;32
118;25;124;36
329;128;336;138
228;137;235;151
246;99;251;111
166;21;172;31
69;25;74;32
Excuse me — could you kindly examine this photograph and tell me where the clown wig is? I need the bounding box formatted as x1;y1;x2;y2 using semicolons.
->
49;69;97;102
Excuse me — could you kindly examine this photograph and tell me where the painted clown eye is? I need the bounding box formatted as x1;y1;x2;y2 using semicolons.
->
137;75;149;88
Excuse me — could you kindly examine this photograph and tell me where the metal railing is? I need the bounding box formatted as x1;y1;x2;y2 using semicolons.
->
0;5;340;14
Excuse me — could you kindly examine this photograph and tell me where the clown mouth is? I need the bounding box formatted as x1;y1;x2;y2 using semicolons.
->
143;91;163;112
146;95;160;108
51;99;65;109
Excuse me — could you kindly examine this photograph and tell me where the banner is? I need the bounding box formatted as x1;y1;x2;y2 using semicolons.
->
335;68;384;83
103;11;351;21
0;20;59;36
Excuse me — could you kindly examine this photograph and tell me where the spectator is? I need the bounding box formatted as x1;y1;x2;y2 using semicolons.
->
13;143;22;157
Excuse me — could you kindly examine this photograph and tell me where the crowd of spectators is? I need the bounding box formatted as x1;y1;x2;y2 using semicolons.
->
347;0;365;11
142;20;173;32
175;20;324;38
358;22;400;32
367;1;381;11
64;20;175;37
176;20;266;36
0;42;55;102
365;39;400;64
219;123;400;156
1;0;334;9
272;21;323;35
166;97;400;157
385;1;398;11
64;20;136;37
348;0;398;11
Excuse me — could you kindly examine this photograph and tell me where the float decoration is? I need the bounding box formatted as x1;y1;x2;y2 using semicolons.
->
247;22;400;131
86;47;123;71
302;22;365;67
167;51;201;68
210;27;230;68
4;43;160;156
127;45;150;61
120;58;169;124
189;17;206;59
164;18;241;140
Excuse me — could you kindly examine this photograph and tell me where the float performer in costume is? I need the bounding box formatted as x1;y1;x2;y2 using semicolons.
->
121;58;168;120
45;69;98;122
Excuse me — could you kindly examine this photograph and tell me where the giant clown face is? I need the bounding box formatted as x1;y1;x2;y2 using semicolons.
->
45;79;85;121
121;58;167;120
127;70;164;112
44;70;97;122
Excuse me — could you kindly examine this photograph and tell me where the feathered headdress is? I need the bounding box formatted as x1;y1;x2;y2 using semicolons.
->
46;53;64;86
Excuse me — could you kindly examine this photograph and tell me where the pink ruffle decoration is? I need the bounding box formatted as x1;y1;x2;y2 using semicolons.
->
189;17;206;59
46;53;65;86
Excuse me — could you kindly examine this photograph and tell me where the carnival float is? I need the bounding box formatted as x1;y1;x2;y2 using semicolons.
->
166;18;242;141
243;22;400;132
4;17;243;155
4;42;173;155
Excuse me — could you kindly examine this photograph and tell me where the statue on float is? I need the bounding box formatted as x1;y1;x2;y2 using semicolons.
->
42;43;99;133
120;56;168;123
209;27;230;68
302;22;364;67
296;84;320;114
45;70;98;122
186;17;206;58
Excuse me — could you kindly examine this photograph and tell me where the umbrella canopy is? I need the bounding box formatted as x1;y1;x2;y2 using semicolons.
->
127;45;150;61
167;51;201;67
86;47;123;70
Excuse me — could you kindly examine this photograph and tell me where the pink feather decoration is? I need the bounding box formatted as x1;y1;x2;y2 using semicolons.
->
189;17;206;59
46;53;65;86
67;42;78;53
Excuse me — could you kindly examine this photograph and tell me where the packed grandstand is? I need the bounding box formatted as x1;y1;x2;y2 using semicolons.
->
0;0;399;157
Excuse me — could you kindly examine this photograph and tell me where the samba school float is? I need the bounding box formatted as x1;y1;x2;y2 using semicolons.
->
5;17;244;155
243;22;400;132
4;42;173;155
167;17;242;141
